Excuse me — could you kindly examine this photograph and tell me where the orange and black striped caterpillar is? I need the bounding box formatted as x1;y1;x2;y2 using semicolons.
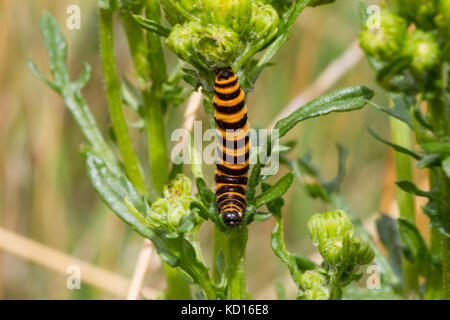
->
214;69;250;227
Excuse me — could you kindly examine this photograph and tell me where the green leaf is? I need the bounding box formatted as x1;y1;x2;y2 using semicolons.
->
255;172;294;209
85;152;151;238
195;177;215;206
367;93;413;128
39;12;70;87
396;180;433;198
368;127;422;160
443;157;450;178
375;214;403;279
253;212;272;222
398;217;431;276
292;253;318;272
275;280;286;300
376;56;412;90
132;14;171;37
420;142;450;155
323;144;348;193
416;154;442;169
273;86;374;138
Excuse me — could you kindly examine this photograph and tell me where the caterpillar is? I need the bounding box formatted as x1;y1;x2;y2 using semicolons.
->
214;69;250;227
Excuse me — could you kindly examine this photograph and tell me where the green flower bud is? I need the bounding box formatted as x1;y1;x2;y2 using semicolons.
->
318;239;344;266
393;0;436;29
403;30;440;74
147;174;195;231
359;10;407;61
355;239;375;265
166;21;203;64
167;21;241;69
246;1;279;45
202;0;252;34
308;0;336;7
298;270;327;291
159;0;198;25
436;0;450;37
298;287;330;300
308;210;352;246
196;24;241;68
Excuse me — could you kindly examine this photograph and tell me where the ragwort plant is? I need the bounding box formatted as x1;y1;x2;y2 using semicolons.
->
30;0;377;300
359;0;450;299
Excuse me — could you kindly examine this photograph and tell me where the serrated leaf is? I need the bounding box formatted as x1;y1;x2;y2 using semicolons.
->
273;86;374;138
39;12;70;87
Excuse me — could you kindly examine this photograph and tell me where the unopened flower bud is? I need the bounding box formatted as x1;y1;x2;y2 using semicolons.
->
435;0;450;37
319;239;344;266
159;0;197;25
359;10;407;61
202;0;252;34
355;239;375;265
148;174;195;231
403;30;440;74
246;1;279;45
298;270;326;291
298;287;330;300
308;210;352;246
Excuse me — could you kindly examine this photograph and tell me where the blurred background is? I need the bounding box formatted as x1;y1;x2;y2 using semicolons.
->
0;0;430;299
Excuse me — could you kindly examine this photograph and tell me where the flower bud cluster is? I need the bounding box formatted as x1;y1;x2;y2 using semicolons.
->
146;174;195;232
307;210;375;269
359;1;447;79
163;0;280;70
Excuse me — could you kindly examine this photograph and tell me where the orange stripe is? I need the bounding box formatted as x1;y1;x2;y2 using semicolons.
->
215;74;237;85
214;82;240;94
213;90;244;107
217;122;250;141
220;142;250;157
214;105;247;123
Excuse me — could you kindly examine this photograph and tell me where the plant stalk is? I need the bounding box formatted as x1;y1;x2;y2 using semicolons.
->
226;225;248;300
98;7;147;194
390;116;419;298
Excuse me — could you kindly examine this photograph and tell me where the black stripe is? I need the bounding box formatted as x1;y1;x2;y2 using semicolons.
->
218;134;249;149
217;69;234;80
217;192;246;203
216;185;246;197
215;174;248;185
217;164;249;176
217;199;246;211
215;78;238;88
215;114;248;130
217;149;250;164
214;88;241;100
214;99;245;114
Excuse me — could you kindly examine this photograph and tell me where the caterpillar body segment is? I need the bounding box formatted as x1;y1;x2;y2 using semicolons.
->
214;69;250;227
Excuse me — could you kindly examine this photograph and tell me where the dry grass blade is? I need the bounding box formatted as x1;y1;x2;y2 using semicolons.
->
269;40;363;130
0;226;157;299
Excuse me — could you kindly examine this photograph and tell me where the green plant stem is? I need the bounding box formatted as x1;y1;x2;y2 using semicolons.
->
442;234;450;300
428;95;450;299
226;225;248;300
98;7;147;194
163;264;192;300
390;116;419;298
213;226;227;282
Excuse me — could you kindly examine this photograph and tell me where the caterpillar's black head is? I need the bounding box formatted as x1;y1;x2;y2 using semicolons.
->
217;68;234;81
222;210;242;227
